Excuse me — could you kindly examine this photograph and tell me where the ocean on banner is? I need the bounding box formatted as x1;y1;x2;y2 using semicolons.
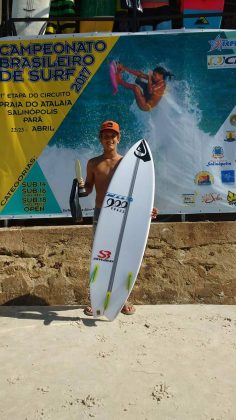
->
129;72;233;214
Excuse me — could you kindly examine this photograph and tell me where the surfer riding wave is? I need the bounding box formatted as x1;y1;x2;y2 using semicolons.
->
116;63;174;112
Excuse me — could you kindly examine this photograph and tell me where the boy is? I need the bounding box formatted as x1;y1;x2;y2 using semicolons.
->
80;120;157;316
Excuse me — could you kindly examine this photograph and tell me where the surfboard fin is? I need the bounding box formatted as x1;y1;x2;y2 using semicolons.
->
90;264;99;284
104;292;111;310
126;272;133;292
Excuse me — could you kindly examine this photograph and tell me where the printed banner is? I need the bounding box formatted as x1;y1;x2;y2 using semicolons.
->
0;30;236;218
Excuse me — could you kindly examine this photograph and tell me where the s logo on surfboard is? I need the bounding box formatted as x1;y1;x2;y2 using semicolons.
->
97;250;112;260
94;250;114;263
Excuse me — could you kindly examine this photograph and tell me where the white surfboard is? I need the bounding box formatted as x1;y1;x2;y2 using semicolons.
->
12;0;51;36
89;139;155;321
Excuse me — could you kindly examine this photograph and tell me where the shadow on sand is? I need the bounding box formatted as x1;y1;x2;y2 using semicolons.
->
0;294;107;327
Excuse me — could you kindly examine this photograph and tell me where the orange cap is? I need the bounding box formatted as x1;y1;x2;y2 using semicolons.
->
100;120;120;134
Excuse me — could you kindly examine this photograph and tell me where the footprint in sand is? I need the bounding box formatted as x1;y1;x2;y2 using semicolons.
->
152;383;173;403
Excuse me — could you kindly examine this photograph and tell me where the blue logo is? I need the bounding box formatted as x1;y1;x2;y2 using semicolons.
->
221;170;235;184
212;146;224;159
206;147;231;167
209;35;236;52
105;191;133;214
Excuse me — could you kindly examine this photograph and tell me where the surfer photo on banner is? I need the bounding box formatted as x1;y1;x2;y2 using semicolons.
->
78;120;158;317
116;63;174;111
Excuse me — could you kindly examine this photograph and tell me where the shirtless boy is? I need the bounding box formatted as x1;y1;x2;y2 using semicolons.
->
80;120;157;316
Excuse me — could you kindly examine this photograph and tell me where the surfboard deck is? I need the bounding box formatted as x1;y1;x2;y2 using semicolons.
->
12;0;51;36
89;139;155;321
181;0;224;29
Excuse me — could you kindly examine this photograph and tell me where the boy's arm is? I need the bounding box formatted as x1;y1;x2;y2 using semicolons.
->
120;64;148;80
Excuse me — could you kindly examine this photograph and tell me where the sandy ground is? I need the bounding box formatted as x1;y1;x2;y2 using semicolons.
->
0;305;236;420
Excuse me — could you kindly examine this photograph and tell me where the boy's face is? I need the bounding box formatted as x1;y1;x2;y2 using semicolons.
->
100;129;120;150
152;71;164;83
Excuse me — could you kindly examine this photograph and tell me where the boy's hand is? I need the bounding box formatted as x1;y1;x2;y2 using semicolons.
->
117;63;124;72
151;207;158;220
78;178;85;188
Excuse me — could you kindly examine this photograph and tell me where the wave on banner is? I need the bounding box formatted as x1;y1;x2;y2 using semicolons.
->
129;77;228;214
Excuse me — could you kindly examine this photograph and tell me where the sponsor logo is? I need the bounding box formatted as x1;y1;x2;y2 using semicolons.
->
221;170;235;184
230;115;236;126
207;54;236;69
105;192;133;214
106;192;133;202
208;35;236;52
212;146;224;159
207;161;232;167
202;193;223;204
227;191;236;206
182;193;197;205
224;130;236;142
195;171;214;186
94;250;113;263
97;250;111;260
134;139;151;162
206;147;231;167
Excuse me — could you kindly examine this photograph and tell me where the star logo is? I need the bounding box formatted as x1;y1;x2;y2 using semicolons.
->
208;35;223;52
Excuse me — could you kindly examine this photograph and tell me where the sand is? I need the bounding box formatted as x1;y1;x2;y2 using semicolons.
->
0;305;236;420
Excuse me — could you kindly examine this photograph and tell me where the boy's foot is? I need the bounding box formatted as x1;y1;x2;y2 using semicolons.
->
121;303;136;315
83;303;136;316
83;306;93;316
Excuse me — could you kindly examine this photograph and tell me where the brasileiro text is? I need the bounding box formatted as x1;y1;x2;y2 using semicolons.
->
0;40;107;93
